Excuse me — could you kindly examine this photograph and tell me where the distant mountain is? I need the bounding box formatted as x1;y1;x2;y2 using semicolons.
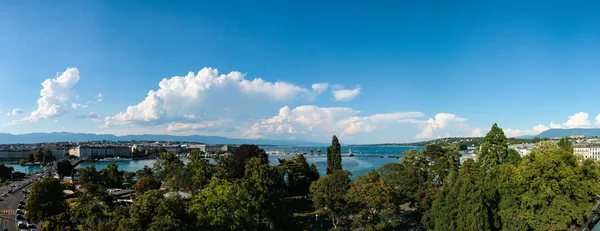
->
0;132;325;146
533;128;600;138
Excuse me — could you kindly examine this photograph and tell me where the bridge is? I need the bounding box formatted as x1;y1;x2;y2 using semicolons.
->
70;159;85;167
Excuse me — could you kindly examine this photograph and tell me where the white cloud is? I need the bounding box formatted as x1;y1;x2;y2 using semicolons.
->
96;93;103;103
471;128;483;137
596;114;600;127
6;108;22;116
311;83;329;94
71;103;88;110
167;119;233;132
332;86;361;102
184;114;196;119
76;112;100;121
563;112;591;128
415;113;468;139
244;105;424;140
104;67;325;128
6;67;80;125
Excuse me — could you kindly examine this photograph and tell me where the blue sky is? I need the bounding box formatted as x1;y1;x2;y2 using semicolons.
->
1;1;600;143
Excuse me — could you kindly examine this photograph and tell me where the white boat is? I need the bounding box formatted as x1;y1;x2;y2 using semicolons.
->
99;157;132;162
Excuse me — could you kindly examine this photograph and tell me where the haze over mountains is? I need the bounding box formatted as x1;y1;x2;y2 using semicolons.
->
520;128;600;139
0;132;325;145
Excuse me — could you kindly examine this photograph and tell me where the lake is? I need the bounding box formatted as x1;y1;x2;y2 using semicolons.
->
6;146;421;179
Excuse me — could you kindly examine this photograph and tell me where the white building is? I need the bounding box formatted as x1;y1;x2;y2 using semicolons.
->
573;143;600;160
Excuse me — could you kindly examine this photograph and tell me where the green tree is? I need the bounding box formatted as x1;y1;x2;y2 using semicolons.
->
243;157;288;230
133;175;161;195
228;144;268;179
147;194;195;231
104;161;124;188
479;123;509;170
326;135;342;174
424;159;496;231
27;153;35;163
430;145;461;186
56;159;73;180
346;171;400;230
0;165;13;179
42;212;75;231
310;169;351;229
279;154;320;196
558;137;574;155
498;142;600;230
191;178;252;230
506;149;522;165
70;199;121;231
153;152;186;190
26;177;67;223
187;152;214;191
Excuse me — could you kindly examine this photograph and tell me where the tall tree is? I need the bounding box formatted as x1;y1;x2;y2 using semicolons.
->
153;152;186;190
228;144;268;179
191;178;252;230
103;161;124;188
479;123;508;170
498;142;600;230
56;159;73;180
27;153;35;163
346;171;400;230
26;177;67;223
279;154;320;196
558;137;574;155
326;135;342;174
310;170;351;229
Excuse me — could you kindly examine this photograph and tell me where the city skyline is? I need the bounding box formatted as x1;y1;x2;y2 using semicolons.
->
2;1;600;143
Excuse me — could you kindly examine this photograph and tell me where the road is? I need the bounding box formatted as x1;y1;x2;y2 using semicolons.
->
0;166;54;231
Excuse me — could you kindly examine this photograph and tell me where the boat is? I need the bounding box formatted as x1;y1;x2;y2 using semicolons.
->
349;148;354;157
98;157;132;162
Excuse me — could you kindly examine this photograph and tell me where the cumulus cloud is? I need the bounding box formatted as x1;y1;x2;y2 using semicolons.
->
6;108;22;116
71;103;88;110
415;113;468;139
332;86;361;102
167;119;233;132
96;93;103;103
471;128;483;137
6;68;80;125
104;67;326;128
596;114;600;127
244;105;424;139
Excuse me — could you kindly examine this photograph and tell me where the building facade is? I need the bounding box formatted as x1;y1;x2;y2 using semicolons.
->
573;143;600;160
70;145;132;159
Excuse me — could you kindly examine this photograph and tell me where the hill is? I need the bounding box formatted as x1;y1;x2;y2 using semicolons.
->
353;137;537;148
534;128;600;138
0;132;325;145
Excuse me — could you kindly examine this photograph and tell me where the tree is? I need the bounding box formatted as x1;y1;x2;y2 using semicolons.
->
191;178;252;230
479;123;508;170
0;165;13;179
26;177;66;223
133;175;161;195
121;190;193;231
558;137;574;155
187;152;214;191
153;152;186;190
506;149;522;165
42;212;75;231
498;142;600;230
424;159;496;231
279;154;320;196
70;199;120;231
429;145;461;186
57;160;73;180
27;153;35;163
34;147;53;162
326;135;342;174
346;171;400;230
104;161;124;188
310;170;351;229
228;144;268;179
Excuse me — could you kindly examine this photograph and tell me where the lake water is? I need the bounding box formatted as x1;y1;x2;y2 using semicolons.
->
5;146;421;179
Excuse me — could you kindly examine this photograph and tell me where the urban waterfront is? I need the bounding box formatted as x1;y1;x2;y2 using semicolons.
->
6;146;421;178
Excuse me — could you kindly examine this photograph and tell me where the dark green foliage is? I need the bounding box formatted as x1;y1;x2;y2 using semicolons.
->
310;170;351;229
26;177;67;223
479;123;509;170
347;171;400;230
279;154;320;196
326;135;342;174
0;164;13;179
120;190;194;231
558;137;574;155
228;144;268;179
42;212;75;231
506;149;522;165
57;159;73;180
34;147;54;162
133;175;161;195
27;153;35;162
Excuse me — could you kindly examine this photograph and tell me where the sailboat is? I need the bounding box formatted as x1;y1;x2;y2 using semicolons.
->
349;148;354;157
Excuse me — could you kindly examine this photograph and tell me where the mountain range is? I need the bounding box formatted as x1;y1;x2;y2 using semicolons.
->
524;128;600;138
0;132;325;145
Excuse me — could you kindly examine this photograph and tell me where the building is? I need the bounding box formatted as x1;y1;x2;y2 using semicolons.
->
573;143;600;160
50;147;67;160
70;145;132;159
509;143;537;157
0;151;30;160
